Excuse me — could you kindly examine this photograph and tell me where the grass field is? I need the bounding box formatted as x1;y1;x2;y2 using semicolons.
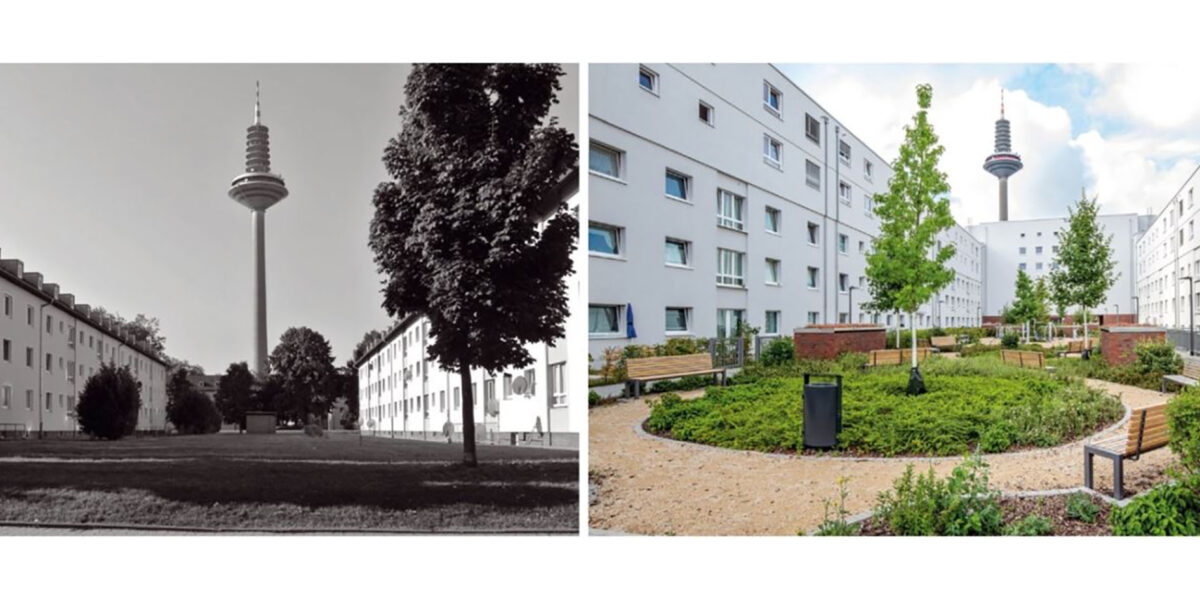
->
0;432;578;533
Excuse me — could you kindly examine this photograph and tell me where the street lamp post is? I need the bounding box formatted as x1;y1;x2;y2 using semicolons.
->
1133;296;1139;325
1182;277;1195;356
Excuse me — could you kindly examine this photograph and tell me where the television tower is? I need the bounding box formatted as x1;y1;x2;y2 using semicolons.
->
228;82;288;378
983;90;1023;221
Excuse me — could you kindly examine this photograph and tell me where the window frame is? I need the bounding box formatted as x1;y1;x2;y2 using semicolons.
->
588;304;623;338
805;160;820;190
716;189;746;231
764;206;781;234
805;114;820;144
762;81;782;116
664;307;692;335
588;221;624;258
638;65;659;95
664;169;691;202
716;248;746;288
664;237;691;268
698;101;714;126
588;141;624;181
763;134;783;168
764;258;781;286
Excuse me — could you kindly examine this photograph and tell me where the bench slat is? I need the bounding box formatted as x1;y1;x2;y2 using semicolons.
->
627;353;719;380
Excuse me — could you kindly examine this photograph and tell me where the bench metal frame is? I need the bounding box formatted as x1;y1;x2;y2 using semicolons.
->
1083;408;1160;500
627;370;726;398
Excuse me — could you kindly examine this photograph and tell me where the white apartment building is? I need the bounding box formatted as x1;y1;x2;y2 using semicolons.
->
972;215;1147;319
355;170;581;448
1;249;168;435
587;63;983;362
1136;166;1200;327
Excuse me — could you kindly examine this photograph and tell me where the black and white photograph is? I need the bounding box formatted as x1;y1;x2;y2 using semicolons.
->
0;63;581;534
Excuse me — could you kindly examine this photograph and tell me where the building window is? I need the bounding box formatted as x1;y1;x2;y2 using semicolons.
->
716;248;746;287
1;385;9;410
763;81;782;114
698;101;714;125
807;311;819;324
588;222;622;256
2;294;10;318
589;142;622;179
588;305;621;336
664;238;690;267
716;309;745;339
638;65;658;94
805;114;820;144
665;170;690;201
765;258;781;285
864;160;873;180
2;339;9;363
1035;246;1043;254
839;273;849;292
45;314;52;334
807;222;820;245
1019;247;1026;255
765;206;781;234
45;353;52;373
838;139;851;164
25;347;32;368
549;363;567;407
665;307;691;333
807;267;820;289
838;233;848;254
1019;263;1027;271
858;240;865;254
1036;262;1044;270
838;181;851;205
716;189;745;231
839;312;849;324
26;305;33;326
864;193;874;215
763;134;782;167
805;160;821;190
764;311;780;335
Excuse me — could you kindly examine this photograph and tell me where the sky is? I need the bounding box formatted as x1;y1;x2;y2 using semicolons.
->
776;64;1200;226
0;64;578;374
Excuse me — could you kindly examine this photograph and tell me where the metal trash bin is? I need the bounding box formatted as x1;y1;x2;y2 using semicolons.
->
803;374;843;449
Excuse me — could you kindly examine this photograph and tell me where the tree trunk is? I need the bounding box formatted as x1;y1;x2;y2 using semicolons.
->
1082;308;1090;360
906;311;926;395
458;366;478;467
910;314;917;369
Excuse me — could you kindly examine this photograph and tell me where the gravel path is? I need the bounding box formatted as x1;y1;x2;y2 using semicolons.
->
588;377;1177;536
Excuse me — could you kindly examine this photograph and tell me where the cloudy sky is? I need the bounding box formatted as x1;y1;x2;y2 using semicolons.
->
0;64;578;373
777;64;1200;226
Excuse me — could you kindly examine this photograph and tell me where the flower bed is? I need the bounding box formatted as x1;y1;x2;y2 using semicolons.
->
646;355;1123;457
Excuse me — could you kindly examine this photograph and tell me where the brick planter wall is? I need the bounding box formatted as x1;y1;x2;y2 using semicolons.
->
793;325;886;360
1099;326;1166;365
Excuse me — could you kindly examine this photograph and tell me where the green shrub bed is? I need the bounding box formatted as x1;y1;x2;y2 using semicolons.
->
1048;342;1182;391
646;356;1123;457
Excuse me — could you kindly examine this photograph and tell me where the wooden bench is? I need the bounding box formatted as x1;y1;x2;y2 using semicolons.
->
625;353;726;398
1084;403;1170;499
1162;358;1200;392
930;336;958;352
1056;340;1085;357
867;348;931;367
1000;349;1046;369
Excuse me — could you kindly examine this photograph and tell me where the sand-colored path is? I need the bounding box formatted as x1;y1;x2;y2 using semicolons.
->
588;378;1177;536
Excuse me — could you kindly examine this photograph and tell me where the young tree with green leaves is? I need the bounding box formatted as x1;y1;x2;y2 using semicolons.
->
215;361;256;431
1049;189;1117;358
1009;269;1050;341
269;327;338;424
369;64;577;466
865;83;956;394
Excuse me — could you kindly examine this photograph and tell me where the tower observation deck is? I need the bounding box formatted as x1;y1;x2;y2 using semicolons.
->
982;90;1023;221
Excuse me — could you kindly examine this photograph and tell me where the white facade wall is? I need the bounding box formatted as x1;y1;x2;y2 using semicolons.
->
970;214;1143;319
588;63;983;363
1;261;167;434
1136;168;1200;327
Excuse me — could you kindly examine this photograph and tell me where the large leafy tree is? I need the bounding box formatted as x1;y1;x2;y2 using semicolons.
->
77;364;142;440
864;83;956;394
269;327;338;424
353;329;388;363
215;361;257;430
166;388;222;435
333;359;359;429
369;64;577;466
91;307;167;355
1049;189;1117;356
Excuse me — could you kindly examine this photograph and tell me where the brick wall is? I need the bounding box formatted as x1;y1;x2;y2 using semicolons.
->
793;326;886;360
1099;327;1166;365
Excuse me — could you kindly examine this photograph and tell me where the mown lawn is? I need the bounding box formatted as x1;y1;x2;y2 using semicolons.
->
0;433;578;532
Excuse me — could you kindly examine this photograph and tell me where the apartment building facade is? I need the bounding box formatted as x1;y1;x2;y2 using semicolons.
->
972;214;1146;320
1;250;168;434
355;170;581;448
1136;166;1200;327
588;63;984;362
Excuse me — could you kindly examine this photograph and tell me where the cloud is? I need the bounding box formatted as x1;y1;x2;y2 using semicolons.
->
1083;64;1200;130
1071;129;1199;215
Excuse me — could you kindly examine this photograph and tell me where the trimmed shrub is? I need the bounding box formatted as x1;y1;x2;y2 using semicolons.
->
649;375;716;394
1004;514;1053;536
166;388;222;434
589;390;602;407
1001;332;1019;348
1168;386;1200;474
1134;342;1183;377
303;423;325;437
760;337;796;367
873;456;1003;536
77;364;142;440
1109;477;1200;536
